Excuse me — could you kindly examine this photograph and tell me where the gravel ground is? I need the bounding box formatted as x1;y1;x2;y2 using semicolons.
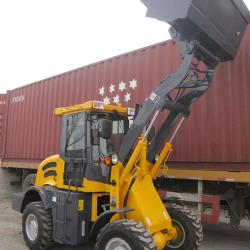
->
2;197;250;250
1;168;250;250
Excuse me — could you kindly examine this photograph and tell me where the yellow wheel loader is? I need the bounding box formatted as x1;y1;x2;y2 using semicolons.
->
12;1;250;250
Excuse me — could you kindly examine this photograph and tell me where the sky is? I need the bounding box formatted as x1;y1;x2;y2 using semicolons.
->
0;0;250;93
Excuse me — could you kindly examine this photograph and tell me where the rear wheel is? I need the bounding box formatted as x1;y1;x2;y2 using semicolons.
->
165;203;203;250
22;201;54;250
22;174;36;190
95;219;156;250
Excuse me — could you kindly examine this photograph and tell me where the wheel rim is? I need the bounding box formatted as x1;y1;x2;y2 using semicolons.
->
25;214;38;241
168;219;186;248
105;237;132;250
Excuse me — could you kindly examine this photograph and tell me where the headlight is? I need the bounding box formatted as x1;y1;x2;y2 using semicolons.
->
111;154;119;165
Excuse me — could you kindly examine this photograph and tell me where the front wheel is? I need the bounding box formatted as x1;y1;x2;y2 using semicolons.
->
95;219;156;250
165;203;203;250
22;201;54;250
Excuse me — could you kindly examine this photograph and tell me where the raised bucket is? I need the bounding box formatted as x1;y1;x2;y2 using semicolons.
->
141;0;250;61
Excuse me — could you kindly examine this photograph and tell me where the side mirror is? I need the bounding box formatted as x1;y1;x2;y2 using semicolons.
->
100;119;112;139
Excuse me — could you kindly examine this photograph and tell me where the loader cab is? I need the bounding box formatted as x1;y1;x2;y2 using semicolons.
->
57;101;130;187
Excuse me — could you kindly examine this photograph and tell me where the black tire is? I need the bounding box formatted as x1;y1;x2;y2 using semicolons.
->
22;201;54;250
22;174;37;190
165;203;203;250
95;219;156;250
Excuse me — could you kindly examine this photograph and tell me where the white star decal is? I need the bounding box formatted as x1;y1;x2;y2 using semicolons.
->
109;84;115;93
103;96;110;105
124;93;131;103
119;81;126;92
99;86;105;96
129;79;137;90
113;95;120;105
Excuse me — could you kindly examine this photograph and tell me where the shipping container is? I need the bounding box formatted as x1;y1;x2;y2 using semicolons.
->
1;26;250;229
2;27;250;171
1;39;181;169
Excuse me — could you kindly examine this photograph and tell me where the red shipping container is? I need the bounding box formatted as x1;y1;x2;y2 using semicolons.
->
1;26;250;171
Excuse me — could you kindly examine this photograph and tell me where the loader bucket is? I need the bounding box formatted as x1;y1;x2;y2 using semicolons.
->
141;0;250;61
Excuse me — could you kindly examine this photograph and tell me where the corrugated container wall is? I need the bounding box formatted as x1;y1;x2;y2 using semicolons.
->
3;40;180;167
2;26;250;170
0;94;6;158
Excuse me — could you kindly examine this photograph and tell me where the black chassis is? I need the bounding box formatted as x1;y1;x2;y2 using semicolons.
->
12;186;131;246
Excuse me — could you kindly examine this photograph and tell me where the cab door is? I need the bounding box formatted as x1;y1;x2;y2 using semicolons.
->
60;112;87;187
84;114;111;184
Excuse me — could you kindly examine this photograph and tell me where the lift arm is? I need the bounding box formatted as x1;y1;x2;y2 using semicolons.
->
118;0;250;164
119;36;217;164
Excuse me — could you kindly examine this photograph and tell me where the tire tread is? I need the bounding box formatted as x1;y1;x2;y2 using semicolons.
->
166;202;203;250
95;219;157;250
22;201;54;250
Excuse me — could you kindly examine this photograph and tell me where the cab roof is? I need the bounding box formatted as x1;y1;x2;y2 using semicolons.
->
55;101;134;117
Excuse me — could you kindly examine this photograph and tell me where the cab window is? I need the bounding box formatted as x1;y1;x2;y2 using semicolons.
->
90;114;129;163
112;120;125;134
65;113;85;158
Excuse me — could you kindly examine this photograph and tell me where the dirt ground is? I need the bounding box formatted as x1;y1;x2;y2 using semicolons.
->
1;168;250;250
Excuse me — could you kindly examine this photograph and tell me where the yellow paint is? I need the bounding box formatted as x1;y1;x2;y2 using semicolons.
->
119;141;144;188
110;162;123;209
36;139;178;249
154;230;176;250
124;174;173;233
35;155;58;187
36;103;182;249
78;200;84;211
116;140;177;248
36;154;110;193
55;100;129;117
165;168;250;183
151;143;172;179
91;193;100;221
